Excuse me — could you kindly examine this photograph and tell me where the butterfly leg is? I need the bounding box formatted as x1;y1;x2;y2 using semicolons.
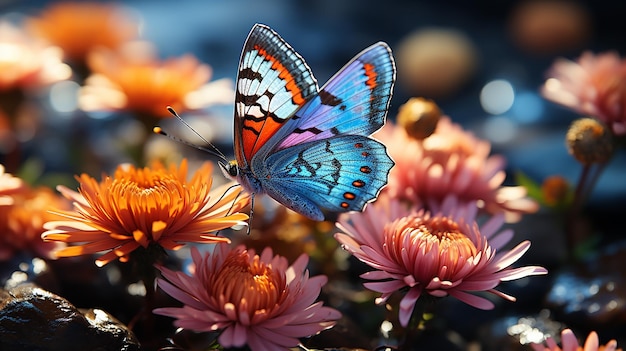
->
213;183;245;215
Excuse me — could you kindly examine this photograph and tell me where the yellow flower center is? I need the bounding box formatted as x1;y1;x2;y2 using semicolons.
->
409;217;477;259
212;250;282;316
385;215;479;275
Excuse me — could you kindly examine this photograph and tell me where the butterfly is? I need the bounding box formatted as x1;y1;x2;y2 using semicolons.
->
219;23;395;221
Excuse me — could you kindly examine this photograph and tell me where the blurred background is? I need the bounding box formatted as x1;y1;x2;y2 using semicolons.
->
0;0;624;207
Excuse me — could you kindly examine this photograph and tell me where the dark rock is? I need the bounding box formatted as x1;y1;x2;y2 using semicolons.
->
0;284;140;351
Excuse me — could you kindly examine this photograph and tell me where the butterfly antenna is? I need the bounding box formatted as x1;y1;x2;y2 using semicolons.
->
156;106;229;162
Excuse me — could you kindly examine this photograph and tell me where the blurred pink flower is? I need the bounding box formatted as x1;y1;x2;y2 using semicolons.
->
0;22;71;91
531;328;620;351
375;119;538;222
335;196;547;327
154;245;341;351
542;51;626;136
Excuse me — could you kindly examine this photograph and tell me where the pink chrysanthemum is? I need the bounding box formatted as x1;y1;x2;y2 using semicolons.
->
154;245;341;351
531;328;621;351
375;119;538;222
335;196;547;327
541;51;626;136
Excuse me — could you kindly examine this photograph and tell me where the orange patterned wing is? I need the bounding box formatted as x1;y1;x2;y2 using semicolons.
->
234;24;318;166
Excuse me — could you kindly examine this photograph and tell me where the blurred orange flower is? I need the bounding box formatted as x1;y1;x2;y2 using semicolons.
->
0;184;70;261
79;43;233;118
26;1;139;63
0;22;71;91
42;159;249;266
0;164;24;205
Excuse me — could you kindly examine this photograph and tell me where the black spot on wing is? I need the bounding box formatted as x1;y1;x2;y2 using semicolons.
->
239;93;270;108
292;150;322;176
238;67;263;82
319;89;343;106
293;126;323;135
324;140;333;153
242;123;261;136
330;158;341;184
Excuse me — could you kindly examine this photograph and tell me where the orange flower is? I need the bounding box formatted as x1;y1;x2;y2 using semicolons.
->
26;2;139;62
79;43;233;118
0;164;24;205
542;175;570;207
42;159;249;266
0;22;71;91
0;185;70;261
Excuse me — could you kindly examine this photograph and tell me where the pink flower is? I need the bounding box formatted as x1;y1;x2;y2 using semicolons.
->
375;119;538;222
542;51;626;136
153;245;341;351
531;328;620;351
335;196;547;327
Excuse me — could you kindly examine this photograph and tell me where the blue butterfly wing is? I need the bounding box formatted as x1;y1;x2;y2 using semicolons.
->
261;135;394;221
272;42;395;150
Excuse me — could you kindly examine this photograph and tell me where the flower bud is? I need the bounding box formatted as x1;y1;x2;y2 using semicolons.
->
397;97;442;140
566;117;613;164
541;175;569;206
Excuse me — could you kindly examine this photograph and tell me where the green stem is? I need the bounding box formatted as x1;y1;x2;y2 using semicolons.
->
398;296;434;351
127;244;166;331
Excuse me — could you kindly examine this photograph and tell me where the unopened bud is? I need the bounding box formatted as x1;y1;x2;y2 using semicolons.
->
541;175;569;206
565;117;613;165
397;97;442;140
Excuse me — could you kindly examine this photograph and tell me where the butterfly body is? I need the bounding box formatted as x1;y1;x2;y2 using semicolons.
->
225;24;395;221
